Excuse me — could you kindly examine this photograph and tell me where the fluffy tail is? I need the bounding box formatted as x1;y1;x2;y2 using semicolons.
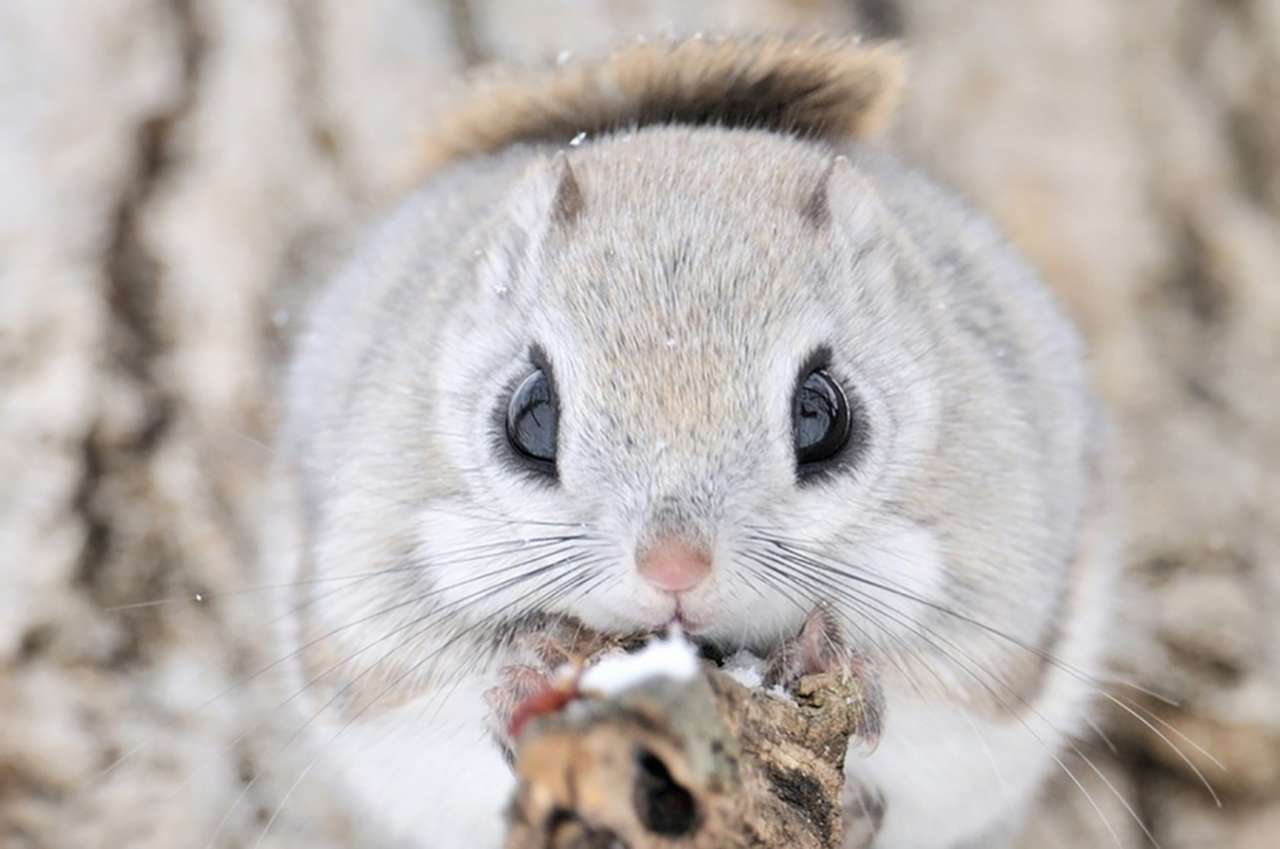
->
421;34;905;171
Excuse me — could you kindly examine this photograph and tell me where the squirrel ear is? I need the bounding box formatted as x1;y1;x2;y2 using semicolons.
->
801;155;879;235
548;151;584;226
474;152;583;296
510;151;583;232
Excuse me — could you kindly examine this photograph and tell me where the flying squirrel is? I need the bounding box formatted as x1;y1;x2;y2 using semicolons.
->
265;34;1119;849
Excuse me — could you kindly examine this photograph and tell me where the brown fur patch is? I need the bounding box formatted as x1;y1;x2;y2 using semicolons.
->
421;34;905;173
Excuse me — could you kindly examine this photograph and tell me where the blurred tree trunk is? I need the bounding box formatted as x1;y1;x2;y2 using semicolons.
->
1;1;1278;847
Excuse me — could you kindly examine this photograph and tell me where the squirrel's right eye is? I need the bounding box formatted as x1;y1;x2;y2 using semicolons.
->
505;369;558;472
793;368;851;473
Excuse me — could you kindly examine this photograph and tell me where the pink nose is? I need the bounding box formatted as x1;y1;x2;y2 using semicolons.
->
636;539;712;593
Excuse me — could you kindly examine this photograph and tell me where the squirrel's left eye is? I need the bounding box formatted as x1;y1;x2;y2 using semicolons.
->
506;368;558;472
793;369;850;471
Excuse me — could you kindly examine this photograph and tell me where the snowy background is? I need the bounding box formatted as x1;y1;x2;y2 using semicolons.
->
2;1;1279;846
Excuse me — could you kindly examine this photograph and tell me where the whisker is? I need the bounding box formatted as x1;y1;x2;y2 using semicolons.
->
167;547;592;849
1085;714;1120;756
271;550;594;751
763;544;1158;847
102;533;594;613
754;534;1224;797
815;572;1131;847
95;543;583;782
1100;678;1180;708
414;562;611;727
743;552;932;700
215;554;590;848
249;561;595;847
755;529;1179;703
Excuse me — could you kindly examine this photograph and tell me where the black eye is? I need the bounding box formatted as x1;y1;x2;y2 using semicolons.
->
506;368;558;471
794;369;850;470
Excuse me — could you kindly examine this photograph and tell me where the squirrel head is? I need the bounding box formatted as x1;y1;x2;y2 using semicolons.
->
286;36;1090;713
420;129;978;652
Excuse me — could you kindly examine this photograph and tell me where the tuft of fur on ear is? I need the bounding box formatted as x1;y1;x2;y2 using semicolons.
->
802;154;880;230
421;34;906;173
548;151;583;225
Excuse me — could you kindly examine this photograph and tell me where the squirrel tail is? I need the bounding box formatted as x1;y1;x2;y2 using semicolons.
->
421;34;905;172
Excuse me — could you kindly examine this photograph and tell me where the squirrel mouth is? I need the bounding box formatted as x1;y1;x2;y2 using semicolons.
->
666;602;703;635
659;606;735;664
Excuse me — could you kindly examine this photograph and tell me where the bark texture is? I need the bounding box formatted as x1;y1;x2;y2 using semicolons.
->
2;1;1278;847
504;668;872;849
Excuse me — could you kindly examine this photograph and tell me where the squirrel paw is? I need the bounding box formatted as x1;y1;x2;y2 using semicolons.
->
484;665;557;764
764;605;884;751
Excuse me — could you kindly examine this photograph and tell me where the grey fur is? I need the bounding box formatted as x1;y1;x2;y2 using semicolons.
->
269;52;1114;849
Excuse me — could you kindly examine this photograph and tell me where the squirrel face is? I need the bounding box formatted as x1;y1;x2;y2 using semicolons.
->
388;129;1001;662
286;125;1092;721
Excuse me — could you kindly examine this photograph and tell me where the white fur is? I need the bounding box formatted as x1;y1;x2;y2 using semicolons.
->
851;527;1117;847
271;124;1115;849
324;679;514;849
